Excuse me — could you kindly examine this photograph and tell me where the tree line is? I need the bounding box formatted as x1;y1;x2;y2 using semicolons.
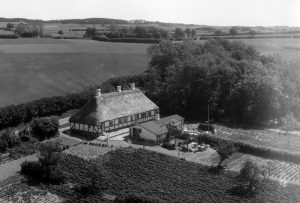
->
145;39;300;126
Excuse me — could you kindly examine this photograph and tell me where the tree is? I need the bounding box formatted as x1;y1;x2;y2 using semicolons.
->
85;27;97;38
214;30;223;36
191;29;197;39
249;30;256;37
30;117;58;140
216;141;237;168
184;28;191;39
174;28;184;39
21;141;64;184
58;30;63;38
7;23;14;30
280;113;297;146
236;160;265;196
229;27;238;36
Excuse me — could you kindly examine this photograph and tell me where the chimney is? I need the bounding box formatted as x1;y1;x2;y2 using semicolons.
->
131;83;136;90
117;86;122;92
96;88;101;97
155;113;160;121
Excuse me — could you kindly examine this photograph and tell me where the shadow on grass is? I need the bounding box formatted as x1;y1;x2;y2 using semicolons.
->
207;166;224;175
227;185;253;199
62;130;98;141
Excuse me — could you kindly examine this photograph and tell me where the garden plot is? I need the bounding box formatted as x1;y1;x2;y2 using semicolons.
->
63;143;112;160
226;154;300;185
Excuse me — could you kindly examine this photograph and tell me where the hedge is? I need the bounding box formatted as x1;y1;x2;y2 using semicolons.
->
93;37;161;44
196;133;300;164
0;34;18;39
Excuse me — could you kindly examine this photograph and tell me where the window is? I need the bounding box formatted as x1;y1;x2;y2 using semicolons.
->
132;115;135;120
141;113;146;118
109;120;114;126
105;122;109;127
127;116;131;121
151;110;154;116
115;119;119;124
119;118;123;124
124;117;128;122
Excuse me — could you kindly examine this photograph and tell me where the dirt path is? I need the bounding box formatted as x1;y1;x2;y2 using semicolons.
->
0;153;38;182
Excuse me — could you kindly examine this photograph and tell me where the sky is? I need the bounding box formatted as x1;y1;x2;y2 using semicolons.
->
0;0;299;27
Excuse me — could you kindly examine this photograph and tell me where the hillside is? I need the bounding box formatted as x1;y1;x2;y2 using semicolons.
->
57;148;300;202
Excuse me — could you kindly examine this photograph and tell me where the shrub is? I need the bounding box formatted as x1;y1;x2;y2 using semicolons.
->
30;117;58;140
161;142;175;150
198;123;215;133
216;141;238;168
21;161;42;179
236;159;265;196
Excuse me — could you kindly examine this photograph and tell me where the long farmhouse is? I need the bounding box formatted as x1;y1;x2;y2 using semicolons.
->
69;83;184;143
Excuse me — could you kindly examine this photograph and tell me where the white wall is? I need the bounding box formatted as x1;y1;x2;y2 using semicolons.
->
138;127;157;141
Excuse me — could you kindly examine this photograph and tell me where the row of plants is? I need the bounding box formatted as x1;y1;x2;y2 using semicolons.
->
0;34;18;38
93;35;161;44
196;133;300;164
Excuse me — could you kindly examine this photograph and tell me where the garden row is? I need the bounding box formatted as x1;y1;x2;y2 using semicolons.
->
196;132;300;164
226;154;300;185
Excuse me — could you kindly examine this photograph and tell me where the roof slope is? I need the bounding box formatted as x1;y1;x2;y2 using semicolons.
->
69;89;158;125
157;114;184;126
139;121;168;135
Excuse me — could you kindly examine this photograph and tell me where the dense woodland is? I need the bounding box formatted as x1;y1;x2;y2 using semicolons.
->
0;39;299;130
145;39;300;126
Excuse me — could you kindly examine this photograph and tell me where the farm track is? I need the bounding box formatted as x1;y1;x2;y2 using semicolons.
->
226;154;300;185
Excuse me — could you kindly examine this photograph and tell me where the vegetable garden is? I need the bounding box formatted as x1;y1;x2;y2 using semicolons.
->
226;153;300;185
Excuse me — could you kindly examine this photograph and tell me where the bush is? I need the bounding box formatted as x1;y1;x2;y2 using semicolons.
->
236;159;265;196
93;37;161;44
30;117;58;140
198;123;215;133
0;34;18;39
161;142;175;150
93;34;109;41
21;161;42;179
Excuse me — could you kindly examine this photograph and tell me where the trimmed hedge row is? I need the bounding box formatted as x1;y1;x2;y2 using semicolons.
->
196;133;300;164
0;34;18;39
93;37;161;44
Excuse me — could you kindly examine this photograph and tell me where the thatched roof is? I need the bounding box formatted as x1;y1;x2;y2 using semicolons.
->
69;89;158;126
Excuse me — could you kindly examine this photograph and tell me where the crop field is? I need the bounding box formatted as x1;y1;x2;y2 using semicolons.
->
233;38;300;62
63;143;113;160
0;149;299;202
0;37;299;108
0;38;149;107
226;153;300;185
215;125;300;155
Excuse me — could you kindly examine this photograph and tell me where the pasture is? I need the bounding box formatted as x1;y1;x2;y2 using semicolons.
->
0;37;300;107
